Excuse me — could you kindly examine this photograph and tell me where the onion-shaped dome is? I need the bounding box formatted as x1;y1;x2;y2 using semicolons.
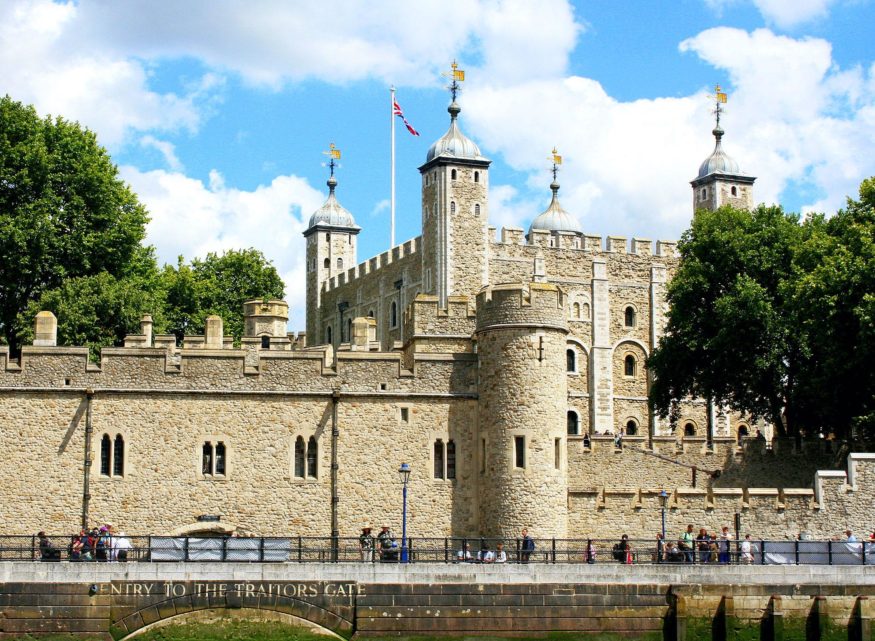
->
425;102;488;163
307;175;359;229
697;127;743;178
528;181;583;235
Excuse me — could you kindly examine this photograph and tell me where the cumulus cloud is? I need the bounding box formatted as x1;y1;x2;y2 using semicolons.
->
462;26;875;241
139;136;183;172
705;0;838;28
119;166;326;330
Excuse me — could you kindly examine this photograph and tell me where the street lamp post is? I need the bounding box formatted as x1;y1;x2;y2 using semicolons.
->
398;463;411;563
659;490;669;559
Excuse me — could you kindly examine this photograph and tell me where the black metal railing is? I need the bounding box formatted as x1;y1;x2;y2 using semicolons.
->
4;535;873;565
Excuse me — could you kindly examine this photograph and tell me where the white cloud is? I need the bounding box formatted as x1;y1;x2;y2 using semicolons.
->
705;0;837;28
462;26;875;241
139;136;183;172
119;166;326;330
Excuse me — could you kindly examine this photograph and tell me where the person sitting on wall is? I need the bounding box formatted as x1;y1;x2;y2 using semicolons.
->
494;542;507;563
612;534;632;563
37;532;60;561
456;541;473;562
478;542;495;563
667;541;685;563
377;525;398;561
68;533;83;561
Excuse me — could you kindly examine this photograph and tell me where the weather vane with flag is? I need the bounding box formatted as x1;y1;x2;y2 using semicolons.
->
709;84;728;128
322;143;341;177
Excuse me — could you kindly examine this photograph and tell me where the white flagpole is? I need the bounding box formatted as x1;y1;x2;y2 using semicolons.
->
390;85;396;248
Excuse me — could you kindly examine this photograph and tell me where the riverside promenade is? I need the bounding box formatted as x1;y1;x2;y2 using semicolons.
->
2;561;874;639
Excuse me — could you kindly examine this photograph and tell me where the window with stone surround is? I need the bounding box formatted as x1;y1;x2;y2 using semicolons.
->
323;258;329;268
474;171;480;183
450;201;456;215
572;302;580;318
325;325;332;344
684;422;696;436
451;169;457;180
737;424;749;444
433;438;456;480
337;257;343;270
625;419;638;436
731;186;737;196
433;439;445;479
624;306;636;327
514;436;525;468
446;440;456;479
390;301;398;328
294;436;305;478
100;433;125;478
474;204;480;216
554;438;561;469
624;354;636;377
201;440;226;477
566;348;577;373
261;336;270;349
567;410;579;435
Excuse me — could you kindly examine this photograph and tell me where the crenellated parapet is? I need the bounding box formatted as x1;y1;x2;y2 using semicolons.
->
403;294;475;352
475;282;567;332
491;228;678;257
325;236;421;292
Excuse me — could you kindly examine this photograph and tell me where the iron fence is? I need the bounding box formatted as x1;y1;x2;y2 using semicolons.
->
3;535;873;565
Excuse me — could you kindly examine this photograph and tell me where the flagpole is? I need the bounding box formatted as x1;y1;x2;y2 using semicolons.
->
390;85;396;248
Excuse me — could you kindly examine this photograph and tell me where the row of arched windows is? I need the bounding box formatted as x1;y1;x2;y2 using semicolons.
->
565;348;637;377
449;201;481;216
322;257;344;270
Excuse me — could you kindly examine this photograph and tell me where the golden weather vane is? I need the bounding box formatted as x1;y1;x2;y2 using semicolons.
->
322;143;341;177
441;60;466;101
708;84;728;128
548;147;562;181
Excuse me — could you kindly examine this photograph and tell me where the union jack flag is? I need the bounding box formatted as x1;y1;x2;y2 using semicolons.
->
393;99;420;136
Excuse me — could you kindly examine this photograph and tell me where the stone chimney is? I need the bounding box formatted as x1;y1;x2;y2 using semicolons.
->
140;315;153;347
33;311;57;347
205;315;223;349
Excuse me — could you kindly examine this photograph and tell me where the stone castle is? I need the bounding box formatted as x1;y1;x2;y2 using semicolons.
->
0;89;872;542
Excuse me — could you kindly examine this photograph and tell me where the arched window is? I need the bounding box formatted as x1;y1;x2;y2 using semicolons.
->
450;201;456;215
566;348;576;372
261;335;270;349
701;188;707;200
474;204;480;216
624;306;636;327
451;169;457;180
325;326;332;344
625;420;638;436
294;436;305;478
582;303;590;320
307;436;318;478
113;435;125;476
731;186;738;196
337;257;343;270
368;310;374;318
737;424;749;444
474;171;480;183
100;434;111;476
323;257;330;268
684;422;696;436
567;411;579;435
390;301;398;328
446;440;456;480
433;439;445;479
572;302;580;318
624;354;636;377
202;442;213;475
215;441;226;475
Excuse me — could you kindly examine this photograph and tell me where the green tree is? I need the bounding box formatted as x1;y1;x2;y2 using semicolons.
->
162;249;285;343
0;96;149;353
648;204;803;437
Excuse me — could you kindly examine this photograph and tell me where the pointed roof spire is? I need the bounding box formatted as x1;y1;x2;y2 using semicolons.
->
697;85;744;178
306;144;358;231
529;148;582;235
423;61;488;165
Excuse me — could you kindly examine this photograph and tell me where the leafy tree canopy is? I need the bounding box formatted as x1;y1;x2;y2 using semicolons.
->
649;180;875;440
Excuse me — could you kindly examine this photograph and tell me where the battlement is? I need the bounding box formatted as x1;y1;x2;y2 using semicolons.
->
325;236;421;292
475;282;567;331
491;227;677;257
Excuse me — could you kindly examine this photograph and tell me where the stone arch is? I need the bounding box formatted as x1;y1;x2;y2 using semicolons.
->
611;337;649;356
612;340;647;396
114;596;352;640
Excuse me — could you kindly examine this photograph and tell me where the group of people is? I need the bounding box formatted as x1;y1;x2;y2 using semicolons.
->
359;526;537;563
358;524;401;561
38;524;132;562
608;526;752;564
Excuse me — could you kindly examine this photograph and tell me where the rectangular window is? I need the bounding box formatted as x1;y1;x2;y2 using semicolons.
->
554;438;561;470
215;442;226;475
480;439;486;473
446;440;456;480
514;436;525;469
433;440;444;479
400;407;409;423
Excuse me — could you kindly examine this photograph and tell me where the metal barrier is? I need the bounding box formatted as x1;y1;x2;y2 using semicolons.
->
3;535;873;565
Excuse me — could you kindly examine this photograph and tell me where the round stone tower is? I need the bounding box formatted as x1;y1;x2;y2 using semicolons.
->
475;282;569;539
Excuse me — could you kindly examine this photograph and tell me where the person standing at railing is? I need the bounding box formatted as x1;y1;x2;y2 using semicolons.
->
740;534;754;564
495;542;507;563
696;528;711;563
718;526;731;563
37;532;60;561
680;524;695;563
587;539;597;564
114;532;132;562
520;528;535;563
359;526;375;562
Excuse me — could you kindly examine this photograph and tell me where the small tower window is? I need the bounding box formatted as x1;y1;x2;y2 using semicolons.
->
323;258;330;268
567;410;579;435
113;434;125;477
684;422;696;436
731;186;737;196
572;302;580;318
446;440;456;480
474;171;480;183
306;436;318;478
390;301;398;328
566;348;576;373
368;310;374;318
325;326;332;344
701;188;707;200
337;257;343;270
554;438;561;469
294;436;305;478
346;318;352;342
214;441;226;475
582;303;590;320
625;419;638;436
100;434;111;476
737;424;749;444
202;442;213;475
201;440;226;476
475;204;481;216
261;335;270;349
624;354;636;377
451;169;457;180
450;201;456;215
624;306;636;327
514;436;526;468
433;439;445;479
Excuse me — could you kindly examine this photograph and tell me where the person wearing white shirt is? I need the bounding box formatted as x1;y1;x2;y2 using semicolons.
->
456;542;473;562
494;542;507;563
740;534;754;564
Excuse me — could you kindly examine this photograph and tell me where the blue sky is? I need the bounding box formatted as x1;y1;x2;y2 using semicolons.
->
2;0;874;330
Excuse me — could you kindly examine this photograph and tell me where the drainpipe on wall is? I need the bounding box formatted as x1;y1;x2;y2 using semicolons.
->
81;388;95;530
330;389;340;561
